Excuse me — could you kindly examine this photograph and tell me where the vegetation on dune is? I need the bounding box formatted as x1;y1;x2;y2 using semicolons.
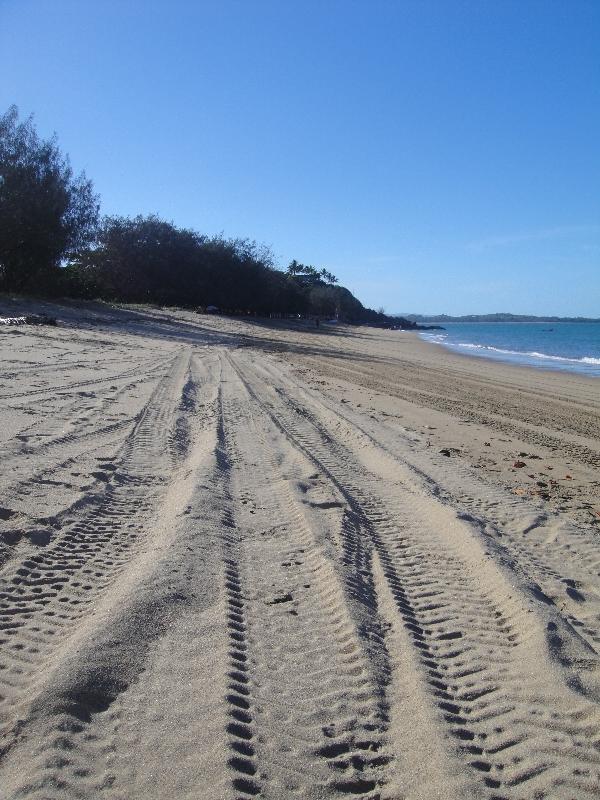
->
0;106;415;326
72;215;310;315
0;106;99;294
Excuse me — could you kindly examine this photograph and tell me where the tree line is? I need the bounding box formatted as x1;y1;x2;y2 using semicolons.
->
0;106;400;324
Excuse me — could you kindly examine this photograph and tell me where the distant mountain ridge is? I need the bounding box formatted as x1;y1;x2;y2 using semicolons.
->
397;313;600;323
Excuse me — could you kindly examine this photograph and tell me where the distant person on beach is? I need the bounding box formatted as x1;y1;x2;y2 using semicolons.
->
315;317;320;328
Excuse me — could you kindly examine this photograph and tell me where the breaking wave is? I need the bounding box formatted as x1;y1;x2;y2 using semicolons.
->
419;326;600;376
455;342;600;365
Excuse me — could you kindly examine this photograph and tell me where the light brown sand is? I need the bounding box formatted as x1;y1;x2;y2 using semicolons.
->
1;298;599;799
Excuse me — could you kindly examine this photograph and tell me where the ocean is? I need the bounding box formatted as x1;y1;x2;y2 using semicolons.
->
419;322;600;377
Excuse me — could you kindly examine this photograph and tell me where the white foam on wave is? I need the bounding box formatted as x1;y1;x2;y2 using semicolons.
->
419;333;448;344
418;332;600;370
455;342;600;365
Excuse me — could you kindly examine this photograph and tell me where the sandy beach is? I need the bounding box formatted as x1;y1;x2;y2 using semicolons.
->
1;297;599;799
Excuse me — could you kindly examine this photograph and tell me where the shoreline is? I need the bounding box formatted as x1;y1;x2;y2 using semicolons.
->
416;326;600;379
272;325;600;528
415;328;600;383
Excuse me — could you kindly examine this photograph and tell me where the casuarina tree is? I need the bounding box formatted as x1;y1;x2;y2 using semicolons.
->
0;105;99;292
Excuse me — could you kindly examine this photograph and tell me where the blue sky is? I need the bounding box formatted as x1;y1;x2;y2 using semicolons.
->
1;0;598;315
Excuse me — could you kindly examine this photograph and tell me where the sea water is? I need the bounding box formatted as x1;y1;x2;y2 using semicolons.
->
419;322;600;377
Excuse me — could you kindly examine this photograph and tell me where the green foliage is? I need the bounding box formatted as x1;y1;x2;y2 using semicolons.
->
86;215;205;304
0;106;99;292
0;106;402;325
286;261;338;288
65;212;388;320
72;215;307;313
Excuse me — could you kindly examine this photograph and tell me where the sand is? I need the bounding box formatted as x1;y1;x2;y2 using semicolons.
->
0;297;599;799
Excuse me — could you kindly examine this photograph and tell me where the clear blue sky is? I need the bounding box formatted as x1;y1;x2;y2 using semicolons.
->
1;0;599;315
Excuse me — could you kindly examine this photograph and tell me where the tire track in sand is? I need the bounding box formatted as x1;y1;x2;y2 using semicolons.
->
0;350;191;764
274;360;600;658
219;352;397;799
0;350;231;799
230;350;600;800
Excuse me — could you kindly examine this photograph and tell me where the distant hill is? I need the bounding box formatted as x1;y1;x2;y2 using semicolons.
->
397;313;600;323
